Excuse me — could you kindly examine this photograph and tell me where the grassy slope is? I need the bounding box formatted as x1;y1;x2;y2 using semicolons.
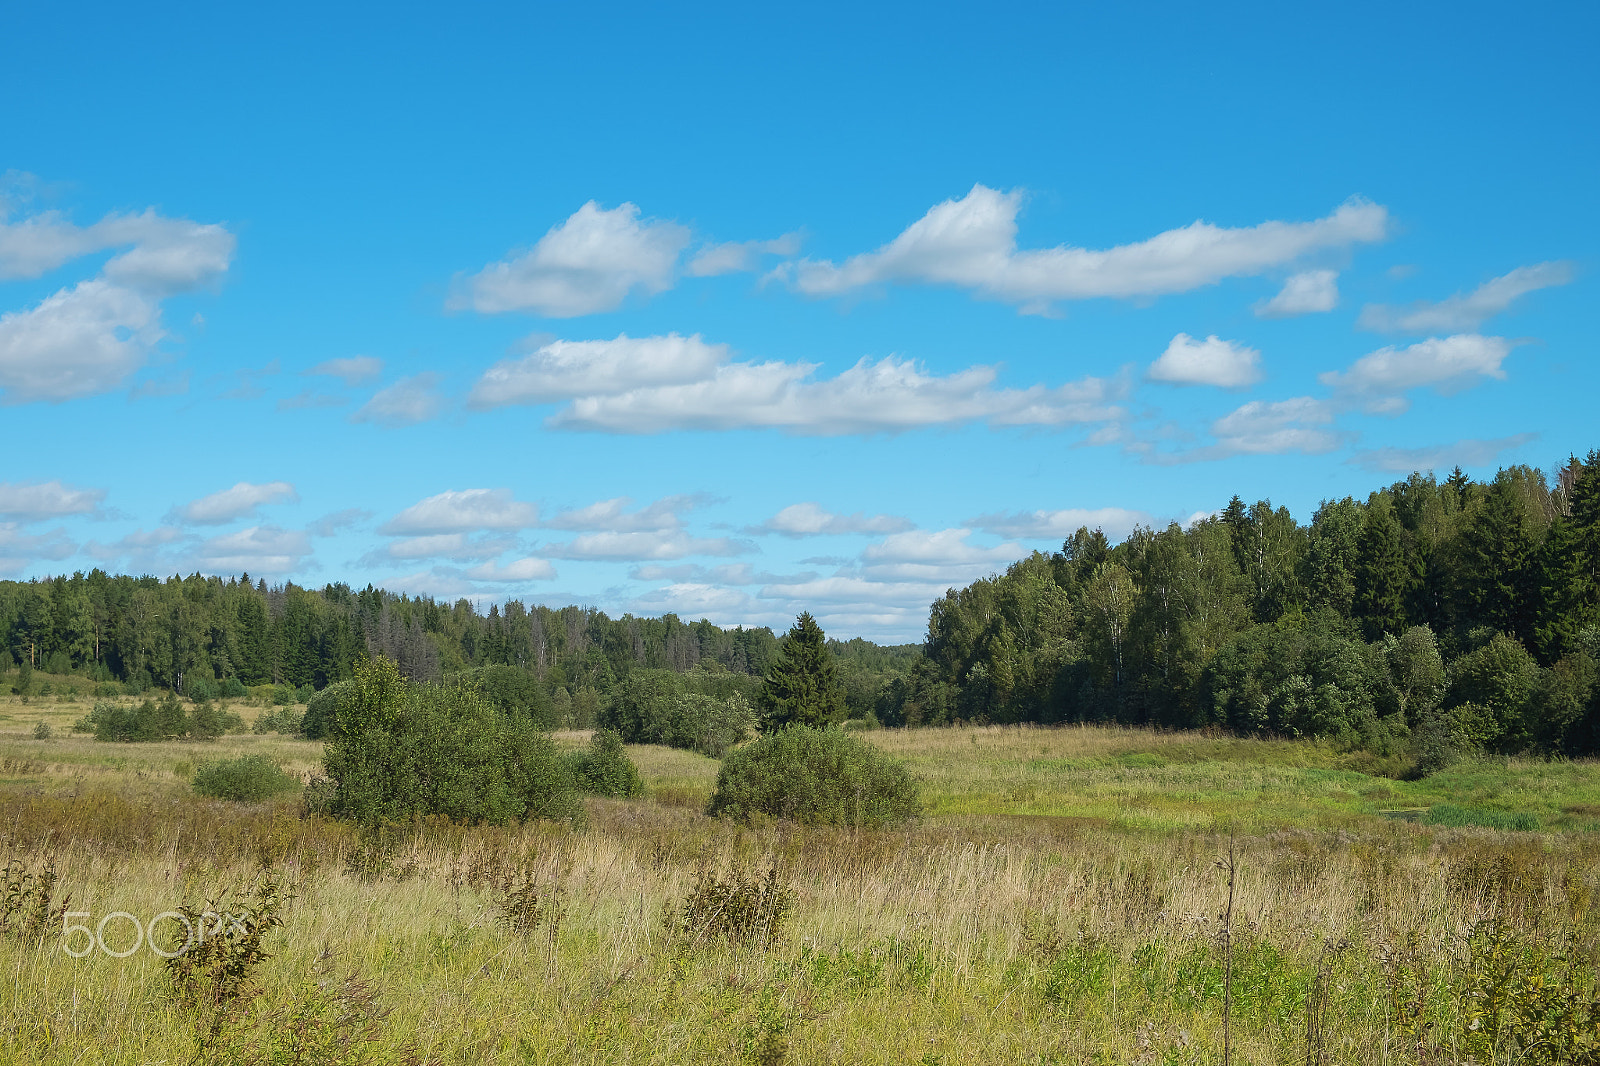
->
0;692;1598;1064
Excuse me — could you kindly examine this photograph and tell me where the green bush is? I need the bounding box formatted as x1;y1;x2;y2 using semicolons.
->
600;669;753;757
565;729;643;797
301;679;357;739
320;657;582;827
706;726;920;827
447;665;559;729
192;755;302;802
253;705;305;735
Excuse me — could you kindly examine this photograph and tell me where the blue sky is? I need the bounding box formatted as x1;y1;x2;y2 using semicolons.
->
1;1;1594;641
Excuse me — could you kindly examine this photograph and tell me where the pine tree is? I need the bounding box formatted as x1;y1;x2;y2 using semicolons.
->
759;612;844;732
1463;480;1539;644
1354;495;1409;638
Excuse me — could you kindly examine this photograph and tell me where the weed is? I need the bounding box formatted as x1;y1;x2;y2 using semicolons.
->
668;864;793;950
163;873;286;1016
0;853;69;945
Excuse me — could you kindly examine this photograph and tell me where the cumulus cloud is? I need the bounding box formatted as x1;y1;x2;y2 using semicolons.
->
0;207;234;292
1359;262;1574;333
0;524;77;574
470;333;729;408
308;508;371;537
0;201;235;404
535;349;1124;436
194;526;312;574
1349;432;1539;473
1318;334;1515;413
753;502;912;537
457;201;690;317
308;355;383;387
783;186;1387;311
1255;269;1339;317
0;480;106;522
380;488;539;536
463;557;557;582
369;533;520;563
544;494;710;533
1146;333;1262;389
686;233;802;277
966;507;1151;541
543;531;752;561
352;373;445;426
1209;397;1339;456
0;280;162;402
168;481;299;525
859;528;1026;582
631;582;758;621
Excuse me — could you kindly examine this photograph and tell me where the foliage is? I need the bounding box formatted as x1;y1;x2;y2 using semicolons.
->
253;705;304;735
0;854;69;945
598;666;754;756
320;656;582;827
707;725;920;827
164;874;285;1014
666;865;793;950
760;613;845;732
565;728;644;797
192;755;302;802
78;692;245;741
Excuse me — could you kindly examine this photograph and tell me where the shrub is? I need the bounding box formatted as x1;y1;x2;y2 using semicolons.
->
565;729;643;797
706;726;920;827
600;669;753;757
301;679;357;739
320;657;582;827
666;865;792;950
31;721;51;740
193;755;302;802
448;665;559;729
221;677;248;699
253;706;304;735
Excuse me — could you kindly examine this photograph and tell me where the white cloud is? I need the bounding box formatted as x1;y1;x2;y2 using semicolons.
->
1349;432;1539;473
967;507;1151;541
686;233;802;277
194;525;312;575
859;528;1026;583
1318;334;1515;413
1146;333;1262;388
1209;396;1339;456
308;355;384;387
756;502;913;537
464;557;557;582
0;523;77;573
168;481;298;525
1255;269;1339;317
308;508;371;537
1358;262;1574;333
0;202;235;404
457;201;690;316
543;531;752;561
84;525;190;572
0;480;106;522
0;207;234;292
544;494;709;532
0;280;161;402
547;349;1125;435
469;333;729;408
631;582;758;621
381;488;539;536
785;186;1387;310
374;533;520;563
631;562;806;586
352;373;445;426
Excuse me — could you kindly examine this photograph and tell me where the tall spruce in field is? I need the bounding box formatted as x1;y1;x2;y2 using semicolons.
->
760;612;845;732
1354;495;1409;639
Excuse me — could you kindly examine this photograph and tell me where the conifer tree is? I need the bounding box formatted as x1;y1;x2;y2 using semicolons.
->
759;612;844;732
1354;495;1408;638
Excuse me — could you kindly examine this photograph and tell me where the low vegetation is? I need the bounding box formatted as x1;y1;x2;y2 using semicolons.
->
707;725;922;827
191;754;302;802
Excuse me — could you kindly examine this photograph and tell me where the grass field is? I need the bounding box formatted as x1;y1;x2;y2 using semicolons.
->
2;687;1599;1064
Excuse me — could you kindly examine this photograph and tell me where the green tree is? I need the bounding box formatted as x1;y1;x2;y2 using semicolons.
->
1354;495;1409;638
759;613;845;732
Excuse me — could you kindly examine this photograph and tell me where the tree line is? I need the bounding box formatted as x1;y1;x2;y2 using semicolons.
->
882;452;1600;761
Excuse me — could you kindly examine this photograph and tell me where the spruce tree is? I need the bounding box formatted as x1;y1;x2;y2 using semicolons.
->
1354;495;1408;638
759;612;844;732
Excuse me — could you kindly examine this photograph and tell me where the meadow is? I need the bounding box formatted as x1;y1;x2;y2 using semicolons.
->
2;684;1598;1064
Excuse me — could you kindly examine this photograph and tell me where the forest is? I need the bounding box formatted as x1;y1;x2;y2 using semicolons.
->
3;450;1597;762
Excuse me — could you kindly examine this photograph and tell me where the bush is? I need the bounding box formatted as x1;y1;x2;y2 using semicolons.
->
301;679;357;739
253;705;304;735
565;729;643;797
320;656;582;827
221;677;249;699
192;755;302;802
448;665;559;729
706;726;920;827
600;669;753;757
